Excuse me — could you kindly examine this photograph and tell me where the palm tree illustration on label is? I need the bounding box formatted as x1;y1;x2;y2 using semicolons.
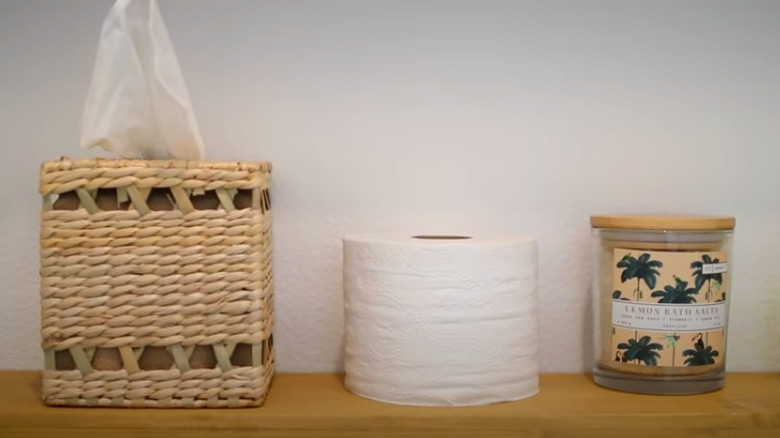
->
659;333;680;366
651;276;699;303
683;333;720;365
616;253;663;301
617;335;664;366
691;254;724;346
691;254;724;302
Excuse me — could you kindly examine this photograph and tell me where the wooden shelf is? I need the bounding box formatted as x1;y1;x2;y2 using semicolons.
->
1;371;779;437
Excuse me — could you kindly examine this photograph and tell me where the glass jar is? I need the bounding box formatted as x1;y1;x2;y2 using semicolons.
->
590;214;735;394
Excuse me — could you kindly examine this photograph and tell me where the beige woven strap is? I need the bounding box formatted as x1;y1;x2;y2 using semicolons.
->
118;346;141;374
125;186;152;215
168;345;191;372
169;186;195;213
40;165;270;196
42;364;273;407
74;189;100;214
69;347;94;374
252;343;263;366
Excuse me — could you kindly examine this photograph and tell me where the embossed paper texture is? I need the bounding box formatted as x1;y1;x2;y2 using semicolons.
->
343;235;538;406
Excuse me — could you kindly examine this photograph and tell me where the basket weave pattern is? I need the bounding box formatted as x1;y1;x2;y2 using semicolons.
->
39;158;273;407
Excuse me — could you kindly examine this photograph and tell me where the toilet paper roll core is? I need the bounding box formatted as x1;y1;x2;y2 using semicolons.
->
412;235;472;240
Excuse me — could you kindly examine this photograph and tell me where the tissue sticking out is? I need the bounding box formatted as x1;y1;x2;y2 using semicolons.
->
80;0;205;160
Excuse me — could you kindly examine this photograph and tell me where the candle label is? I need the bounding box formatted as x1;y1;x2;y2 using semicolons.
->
611;249;728;367
702;263;728;274
612;301;726;332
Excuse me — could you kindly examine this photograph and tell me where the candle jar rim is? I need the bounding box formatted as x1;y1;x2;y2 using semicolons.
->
590;214;735;231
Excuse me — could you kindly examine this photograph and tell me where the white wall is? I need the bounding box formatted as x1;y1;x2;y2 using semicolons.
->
1;0;779;373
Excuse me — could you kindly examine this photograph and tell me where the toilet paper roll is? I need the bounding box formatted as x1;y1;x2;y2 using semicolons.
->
342;234;539;406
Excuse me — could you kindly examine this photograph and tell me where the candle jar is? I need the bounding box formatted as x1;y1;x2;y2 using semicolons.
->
590;215;735;394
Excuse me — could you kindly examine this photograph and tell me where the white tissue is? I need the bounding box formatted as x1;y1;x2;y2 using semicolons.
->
80;0;204;160
342;234;539;406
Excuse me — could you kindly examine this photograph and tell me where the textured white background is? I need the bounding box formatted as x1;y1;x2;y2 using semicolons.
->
1;0;779;373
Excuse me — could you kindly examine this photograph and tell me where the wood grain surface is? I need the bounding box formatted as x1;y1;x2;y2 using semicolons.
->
1;371;779;437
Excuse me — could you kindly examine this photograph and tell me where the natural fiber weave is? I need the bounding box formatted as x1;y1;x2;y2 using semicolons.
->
39;158;273;408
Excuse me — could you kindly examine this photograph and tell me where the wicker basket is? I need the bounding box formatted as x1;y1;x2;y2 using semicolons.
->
38;158;274;408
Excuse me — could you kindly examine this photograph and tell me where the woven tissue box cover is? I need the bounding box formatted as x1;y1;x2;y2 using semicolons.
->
38;158;273;407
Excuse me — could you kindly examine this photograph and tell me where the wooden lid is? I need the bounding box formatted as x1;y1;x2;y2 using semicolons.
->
590;214;735;231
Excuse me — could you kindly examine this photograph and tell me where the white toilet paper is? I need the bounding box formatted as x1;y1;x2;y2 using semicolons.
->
342;234;539;406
